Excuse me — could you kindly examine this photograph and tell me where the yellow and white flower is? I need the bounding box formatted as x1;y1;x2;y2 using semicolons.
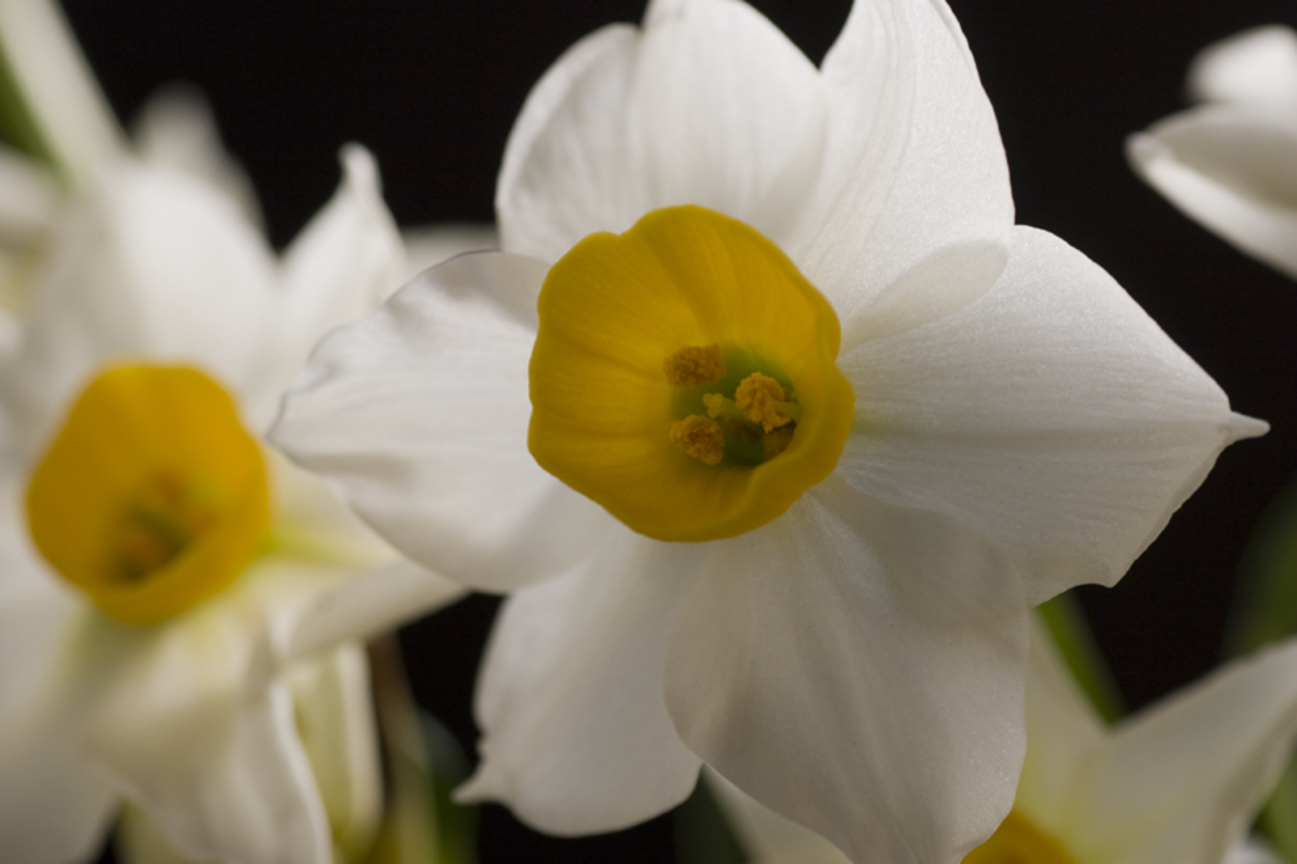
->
1128;25;1297;279
273;0;1261;860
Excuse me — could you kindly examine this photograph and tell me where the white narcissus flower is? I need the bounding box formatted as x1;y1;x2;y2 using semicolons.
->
708;621;1297;864
271;0;1261;861
0;145;464;864
1128;25;1297;279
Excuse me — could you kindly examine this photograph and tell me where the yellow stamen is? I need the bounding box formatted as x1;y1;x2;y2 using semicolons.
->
25;364;270;625
962;810;1077;864
735;372;793;432
668;415;726;465
664;344;726;387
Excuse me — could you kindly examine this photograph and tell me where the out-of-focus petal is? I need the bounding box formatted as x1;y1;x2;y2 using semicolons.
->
286;641;381;862
1128;106;1297;280
0;143;58;247
85;562;333;864
0;578;123;864
787;0;1013;326
248;145;406;429
6;162;277;453
1015;618;1106;831
0;0;125;185
1065;640;1297;864
497;0;825;262
457;529;703;834
837;226;1260;604
1188;26;1297;107
401;223;497;278
286;560;465;662
272;252;611;594
704;768;849;864
665;475;1027;864
131;85;262;228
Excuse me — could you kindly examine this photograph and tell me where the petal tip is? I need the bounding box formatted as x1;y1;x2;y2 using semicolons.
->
1228;412;1270;443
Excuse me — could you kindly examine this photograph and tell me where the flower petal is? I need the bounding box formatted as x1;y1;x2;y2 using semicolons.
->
1015;617;1107;831
131;85;263;228
704;768;850;864
456;528;703;834
665;475;1027;864
1188;26;1297;107
0;143;58;247
836;226;1259;604
85;569;331;864
285;641;382;862
7;162;277;452
786;0;1013;325
286;559;465;662
496;0;825;262
272;252;611;593
249;145;406;429
0;576;122;863
1128;106;1297;280
1065;639;1297;864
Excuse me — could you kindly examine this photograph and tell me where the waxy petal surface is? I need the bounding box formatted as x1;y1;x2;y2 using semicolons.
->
836;226;1257;604
274;252;610;593
459;528;702;834
665;475;1027;864
497;0;825;263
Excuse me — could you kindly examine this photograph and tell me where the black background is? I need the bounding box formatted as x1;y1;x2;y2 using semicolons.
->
57;1;1297;861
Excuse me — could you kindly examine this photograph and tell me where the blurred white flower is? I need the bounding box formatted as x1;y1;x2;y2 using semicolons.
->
1128;25;1297;279
272;0;1260;860
706;620;1297;864
0;143;464;864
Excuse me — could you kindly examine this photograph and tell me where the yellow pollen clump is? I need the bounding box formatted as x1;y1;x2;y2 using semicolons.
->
669;414;726;465
664;344;726;387
735;372;792;432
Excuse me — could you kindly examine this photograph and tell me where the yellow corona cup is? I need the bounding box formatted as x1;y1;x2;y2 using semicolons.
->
26;364;270;625
528;205;854;543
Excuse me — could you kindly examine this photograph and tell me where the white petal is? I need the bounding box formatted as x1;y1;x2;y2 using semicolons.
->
1065;639;1297;864
131;85;263;228
250;145;406;428
272;252;611;593
1128;106;1297;280
85;583;330;864
665;475;1027;864
457;529;703;834
0;580;122;863
0;0;126;185
401;222;498;278
786;0;1014;326
1188;26;1297;108
837;226;1257;604
7;161;277;451
704;768;850;864
285;642;382;862
1015;616;1106;831
496;0;825;261
286;559;465;662
0;143;58;246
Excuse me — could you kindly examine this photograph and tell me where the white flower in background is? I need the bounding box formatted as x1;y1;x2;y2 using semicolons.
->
1128;25;1297;279
0;145;465;864
272;0;1260;860
708;620;1297;864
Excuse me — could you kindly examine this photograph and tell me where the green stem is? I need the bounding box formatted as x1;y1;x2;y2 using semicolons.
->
1036;591;1125;723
